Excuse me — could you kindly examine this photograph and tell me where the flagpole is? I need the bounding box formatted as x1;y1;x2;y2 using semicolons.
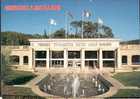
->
50;24;52;39
48;19;52;39
65;11;68;38
48;20;50;39
81;10;84;38
97;19;100;38
49;20;52;39
67;15;69;38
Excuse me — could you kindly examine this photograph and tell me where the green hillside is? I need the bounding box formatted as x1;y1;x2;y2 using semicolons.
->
121;39;140;44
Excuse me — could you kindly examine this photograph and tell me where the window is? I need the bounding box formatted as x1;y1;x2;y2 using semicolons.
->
103;51;114;59
122;56;127;64
85;51;97;59
51;51;64;58
35;60;46;67
132;55;140;65
51;60;64;68
68;51;80;59
85;60;98;68
10;55;19;65
103;61;115;67
23;56;28;65
68;61;73;67
67;61;81;67
35;51;46;58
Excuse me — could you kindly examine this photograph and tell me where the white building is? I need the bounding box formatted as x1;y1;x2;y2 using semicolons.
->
8;38;140;71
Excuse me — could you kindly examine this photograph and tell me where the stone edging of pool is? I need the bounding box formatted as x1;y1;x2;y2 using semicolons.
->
30;73;124;98
94;73;124;98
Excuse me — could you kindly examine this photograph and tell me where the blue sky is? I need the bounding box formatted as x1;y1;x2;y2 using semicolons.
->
1;0;139;41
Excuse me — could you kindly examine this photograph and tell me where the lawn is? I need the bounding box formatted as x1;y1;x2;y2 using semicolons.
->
112;89;140;98
111;71;140;98
1;70;45;98
3;70;37;85
2;85;45;99
112;71;140;87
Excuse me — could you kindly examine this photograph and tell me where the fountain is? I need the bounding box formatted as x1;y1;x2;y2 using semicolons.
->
95;80;98;87
82;89;85;96
43;84;47;92
64;77;71;96
102;88;105;93
97;83;102;92
64;85;68;96
38;72;111;98
92;77;95;83
47;85;51;91
72;74;80;98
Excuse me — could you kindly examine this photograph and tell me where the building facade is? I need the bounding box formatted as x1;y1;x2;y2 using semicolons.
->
9;38;140;71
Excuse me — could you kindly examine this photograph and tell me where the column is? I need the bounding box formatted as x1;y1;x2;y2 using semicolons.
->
64;49;67;68
99;49;103;70
81;49;85;69
114;49;117;69
20;55;23;66
47;49;50;69
97;50;99;68
32;49;36;71
117;48;121;68
128;55;131;66
28;48;33;69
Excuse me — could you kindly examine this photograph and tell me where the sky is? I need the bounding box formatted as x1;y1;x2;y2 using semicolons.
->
1;0;139;41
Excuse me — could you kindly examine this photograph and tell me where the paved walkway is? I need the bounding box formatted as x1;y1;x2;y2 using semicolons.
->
102;73;125;89
95;72;125;98
121;86;140;89
26;73;47;87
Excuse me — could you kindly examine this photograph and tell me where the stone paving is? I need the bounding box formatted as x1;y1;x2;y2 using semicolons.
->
121;86;140;89
25;73;47;87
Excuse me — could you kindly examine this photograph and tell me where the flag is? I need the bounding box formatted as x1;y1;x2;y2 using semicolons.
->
83;10;91;18
97;18;103;25
49;19;57;25
67;11;74;19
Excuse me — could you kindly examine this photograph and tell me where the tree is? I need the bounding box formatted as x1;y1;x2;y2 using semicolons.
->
1;31;30;45
1;31;46;45
43;29;48;38
52;28;65;38
83;21;96;38
70;21;114;38
70;21;81;36
32;33;42;38
103;26;114;38
1;20;114;46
